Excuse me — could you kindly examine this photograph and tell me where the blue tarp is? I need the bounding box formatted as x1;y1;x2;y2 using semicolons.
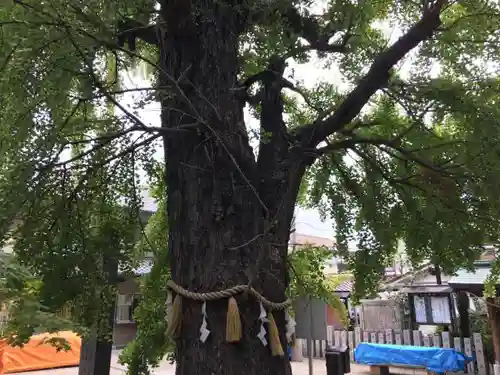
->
354;343;472;373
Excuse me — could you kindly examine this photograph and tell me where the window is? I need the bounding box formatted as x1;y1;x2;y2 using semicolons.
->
115;294;137;323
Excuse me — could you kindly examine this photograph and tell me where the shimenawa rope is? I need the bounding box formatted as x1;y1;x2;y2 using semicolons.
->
165;279;293;357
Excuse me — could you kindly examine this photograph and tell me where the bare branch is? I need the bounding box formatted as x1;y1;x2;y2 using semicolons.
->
295;0;446;148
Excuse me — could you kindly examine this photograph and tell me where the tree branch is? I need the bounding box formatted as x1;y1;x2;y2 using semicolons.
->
281;6;354;54
350;145;492;222
116;19;158;48
256;56;289;165
295;0;446;148
318;133;458;177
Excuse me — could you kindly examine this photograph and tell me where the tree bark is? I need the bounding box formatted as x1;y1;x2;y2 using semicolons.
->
158;2;303;375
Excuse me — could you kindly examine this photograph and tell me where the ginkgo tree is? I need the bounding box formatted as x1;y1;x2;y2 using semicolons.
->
2;0;500;375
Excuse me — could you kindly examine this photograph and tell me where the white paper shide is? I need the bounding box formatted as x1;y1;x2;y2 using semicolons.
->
257;302;268;346
199;301;210;343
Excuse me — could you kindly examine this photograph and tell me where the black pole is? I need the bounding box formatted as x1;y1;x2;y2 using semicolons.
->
434;264;442;285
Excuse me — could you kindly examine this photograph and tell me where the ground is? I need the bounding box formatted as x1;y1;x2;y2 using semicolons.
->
12;351;378;375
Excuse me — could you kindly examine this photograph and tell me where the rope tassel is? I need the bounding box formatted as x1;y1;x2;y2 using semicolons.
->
226;297;242;343
165;280;292;355
267;312;284;357
165;294;182;339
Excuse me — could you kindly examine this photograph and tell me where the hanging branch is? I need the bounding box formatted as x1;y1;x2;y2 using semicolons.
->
295;0;446;149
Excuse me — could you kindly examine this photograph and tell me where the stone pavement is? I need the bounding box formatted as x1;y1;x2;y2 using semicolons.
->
13;352;373;375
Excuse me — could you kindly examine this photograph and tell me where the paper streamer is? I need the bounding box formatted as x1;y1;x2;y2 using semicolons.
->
257;302;268;346
199;301;210;343
285;311;296;341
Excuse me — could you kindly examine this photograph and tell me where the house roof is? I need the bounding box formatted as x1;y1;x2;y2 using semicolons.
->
481;245;497;261
335;279;353;293
117;257;154;278
381;263;433;291
448;261;493;287
400;285;452;294
290;233;334;248
133;259;154;276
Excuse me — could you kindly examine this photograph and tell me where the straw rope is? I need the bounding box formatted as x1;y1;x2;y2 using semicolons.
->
166;280;291;310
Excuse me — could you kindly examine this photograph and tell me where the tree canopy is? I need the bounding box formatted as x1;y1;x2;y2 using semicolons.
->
2;0;500;374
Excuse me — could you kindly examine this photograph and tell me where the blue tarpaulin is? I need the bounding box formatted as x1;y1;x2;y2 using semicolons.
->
354;343;472;373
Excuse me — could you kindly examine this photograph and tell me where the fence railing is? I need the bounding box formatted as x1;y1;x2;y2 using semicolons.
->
302;327;490;375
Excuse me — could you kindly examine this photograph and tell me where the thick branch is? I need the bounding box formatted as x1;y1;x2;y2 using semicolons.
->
117;19;158;49
257;56;289;153
281;7;354;54
296;0;445;148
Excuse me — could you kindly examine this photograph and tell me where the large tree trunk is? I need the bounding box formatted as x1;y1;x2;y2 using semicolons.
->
159;2;305;375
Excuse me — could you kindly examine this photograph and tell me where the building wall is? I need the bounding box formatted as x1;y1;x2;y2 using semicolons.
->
113;278;140;348
326;305;346;329
113;323;137;348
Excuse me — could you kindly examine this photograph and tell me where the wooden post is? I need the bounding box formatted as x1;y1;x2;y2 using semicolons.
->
408;295;417;330
487;298;500;365
441;331;450;348
434;264;442;285
473;332;487;375
403;330;411;345
413;330;422;346
464;337;473;374
354;327;361;347
457;292;471;338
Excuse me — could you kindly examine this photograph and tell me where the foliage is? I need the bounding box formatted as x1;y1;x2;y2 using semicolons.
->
0;256;73;348
288;246;348;326
0;1;156;341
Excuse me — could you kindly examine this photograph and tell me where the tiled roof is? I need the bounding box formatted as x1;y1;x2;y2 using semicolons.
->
133;259;154;276
118;258;154;276
335;279;353;293
448;261;492;286
481;246;496;261
291;233;334;248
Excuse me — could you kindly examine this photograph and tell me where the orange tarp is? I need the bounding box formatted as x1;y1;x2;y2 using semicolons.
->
0;331;81;374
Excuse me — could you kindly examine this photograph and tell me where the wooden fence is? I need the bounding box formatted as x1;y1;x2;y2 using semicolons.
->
302;327;491;375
